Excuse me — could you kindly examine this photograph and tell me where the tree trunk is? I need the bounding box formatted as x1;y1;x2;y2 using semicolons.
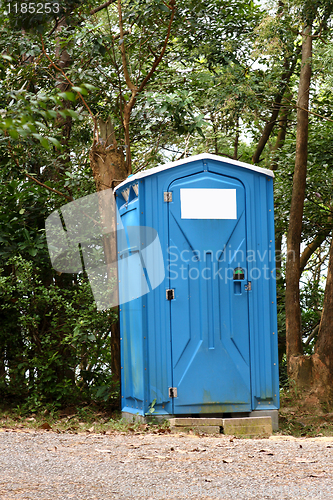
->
299;217;332;275
270;98;290;171
123;106;133;175
285;25;312;376
90;145;126;192
289;233;333;405
311;233;333;400
252;50;300;164
252;92;285;165
54;18;73;173
233;116;239;160
89;118;127;388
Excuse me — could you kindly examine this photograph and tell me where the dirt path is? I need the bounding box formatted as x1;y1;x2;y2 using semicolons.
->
0;429;332;499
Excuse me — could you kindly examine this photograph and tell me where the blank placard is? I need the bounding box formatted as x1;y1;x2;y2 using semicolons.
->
180;188;237;219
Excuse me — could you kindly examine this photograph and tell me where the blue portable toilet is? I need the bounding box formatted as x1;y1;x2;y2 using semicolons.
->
114;153;279;424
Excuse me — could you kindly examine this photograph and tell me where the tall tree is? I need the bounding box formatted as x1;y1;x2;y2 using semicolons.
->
284;0;333;396
285;23;312;372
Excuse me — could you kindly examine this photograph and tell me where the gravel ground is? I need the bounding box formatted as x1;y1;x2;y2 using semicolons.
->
0;429;332;499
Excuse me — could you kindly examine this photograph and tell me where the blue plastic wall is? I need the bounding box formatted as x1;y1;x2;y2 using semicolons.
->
116;155;279;417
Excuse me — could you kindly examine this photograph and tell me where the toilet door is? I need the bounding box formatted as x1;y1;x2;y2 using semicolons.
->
168;171;251;414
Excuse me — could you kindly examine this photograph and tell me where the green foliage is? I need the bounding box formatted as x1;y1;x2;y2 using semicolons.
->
2;0;92;31
0;255;116;411
0;178;48;261
146;398;157;415
300;279;324;354
146;91;206;137
0;0;333;408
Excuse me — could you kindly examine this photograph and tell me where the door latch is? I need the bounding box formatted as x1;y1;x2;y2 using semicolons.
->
169;387;177;398
166;289;175;300
245;281;252;291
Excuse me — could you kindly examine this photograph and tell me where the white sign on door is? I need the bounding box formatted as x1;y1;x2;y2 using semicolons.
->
180;189;237;219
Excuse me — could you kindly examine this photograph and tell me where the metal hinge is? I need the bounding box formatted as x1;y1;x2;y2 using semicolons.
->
164;191;172;202
245;281;252;291
166;289;175;300
169;387;177;398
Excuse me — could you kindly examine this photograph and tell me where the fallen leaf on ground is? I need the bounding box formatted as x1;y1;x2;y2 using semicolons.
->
39;422;52;430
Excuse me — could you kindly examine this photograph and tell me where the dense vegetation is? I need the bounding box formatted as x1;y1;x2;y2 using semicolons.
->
1;0;333;412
